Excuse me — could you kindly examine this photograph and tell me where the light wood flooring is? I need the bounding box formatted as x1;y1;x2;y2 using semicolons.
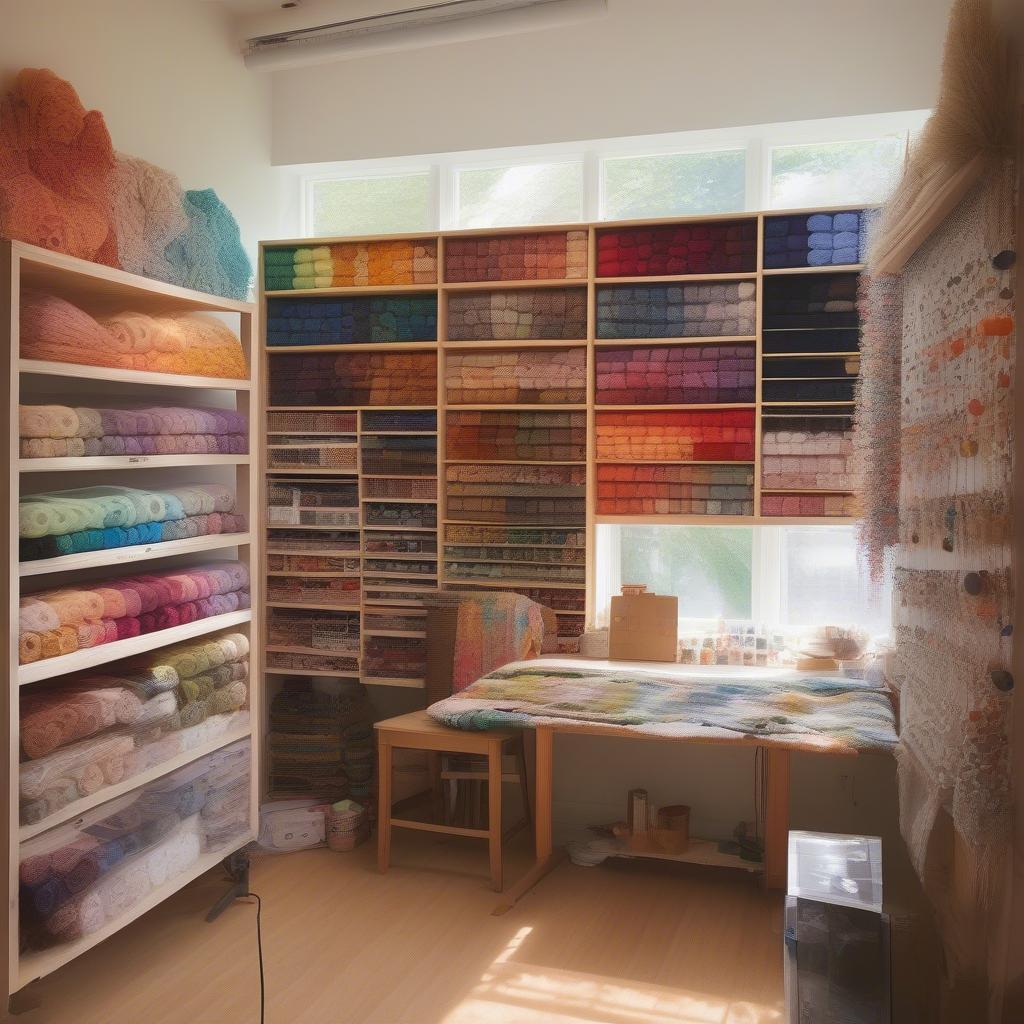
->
11;831;784;1024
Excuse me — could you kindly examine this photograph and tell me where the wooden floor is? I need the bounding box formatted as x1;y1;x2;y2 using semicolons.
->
12;831;784;1024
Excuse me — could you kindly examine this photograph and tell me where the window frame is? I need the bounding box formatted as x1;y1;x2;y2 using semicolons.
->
295;110;928;237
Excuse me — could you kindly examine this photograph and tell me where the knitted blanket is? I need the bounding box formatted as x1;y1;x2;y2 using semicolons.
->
428;658;898;753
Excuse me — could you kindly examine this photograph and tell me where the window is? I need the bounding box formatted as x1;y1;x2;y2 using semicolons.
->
453;160;584;229
601;149;747;220
768;136;907;209
308;171;432;236
596;523;890;636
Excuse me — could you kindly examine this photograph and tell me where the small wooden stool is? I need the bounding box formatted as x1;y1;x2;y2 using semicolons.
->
375;710;529;892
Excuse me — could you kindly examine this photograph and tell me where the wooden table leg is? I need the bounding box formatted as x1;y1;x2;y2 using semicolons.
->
488;739;503;892
492;725;562;915
764;748;790;890
515;734;532;840
377;738;393;874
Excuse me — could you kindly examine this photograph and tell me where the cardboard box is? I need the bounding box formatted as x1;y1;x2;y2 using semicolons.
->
608;593;678;662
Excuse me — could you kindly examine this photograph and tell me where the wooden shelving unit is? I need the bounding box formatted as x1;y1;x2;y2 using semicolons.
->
259;204;866;686
3;241;259;997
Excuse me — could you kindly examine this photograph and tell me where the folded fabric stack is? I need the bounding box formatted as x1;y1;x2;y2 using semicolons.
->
19;484;246;562
761;494;856;517
595;345;755;404
267;576;359;605
445;349;587;404
267;553;361;575
265;650;359;675
267;482;359;528
362;532;437;555
763;210;867;269
446;561;584;583
266;295;437;346
762;379;856;402
762;273;859;330
445;231;587;282
597;221;757;276
361;410;437;432
266;435;358;471
19;632;250;825
364;557;435;577
597;283;756;339
762;429;853;457
444;544;585;565
447;410;586;462
18;560;250;665
20;292;248;379
360;435;437;475
445;464;586;525
597;464;754;516
267;410;357;433
363;636;426;679
446;288;587;340
363;477;437;499
363;501;437;528
444;525;586;547
264;240;437;290
596;410;755;461
20;403;247;460
761;454;854;490
266;529;360;555
268;352;437;406
267;679;374;800
267;608;359;655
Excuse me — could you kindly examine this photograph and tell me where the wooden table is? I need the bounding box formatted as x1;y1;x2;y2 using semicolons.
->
489;661;866;915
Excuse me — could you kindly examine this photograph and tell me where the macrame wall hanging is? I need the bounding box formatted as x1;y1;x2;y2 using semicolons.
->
0;68;252;300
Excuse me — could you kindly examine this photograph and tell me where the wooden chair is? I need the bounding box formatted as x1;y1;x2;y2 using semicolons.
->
375;711;530;892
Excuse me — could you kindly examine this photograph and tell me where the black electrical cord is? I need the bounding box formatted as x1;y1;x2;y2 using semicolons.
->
248;892;265;1024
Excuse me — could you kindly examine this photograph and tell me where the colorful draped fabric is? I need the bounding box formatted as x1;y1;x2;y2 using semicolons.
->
18;560;250;665
429;658;898;753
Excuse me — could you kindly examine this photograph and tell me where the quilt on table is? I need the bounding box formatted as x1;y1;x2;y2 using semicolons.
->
428;658;898;753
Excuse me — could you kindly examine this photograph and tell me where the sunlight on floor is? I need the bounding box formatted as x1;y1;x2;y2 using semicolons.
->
441;926;783;1024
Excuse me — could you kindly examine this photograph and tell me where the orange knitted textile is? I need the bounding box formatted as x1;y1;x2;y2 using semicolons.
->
0;69;118;266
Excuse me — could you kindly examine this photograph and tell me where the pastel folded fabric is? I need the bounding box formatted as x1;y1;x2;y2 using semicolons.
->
21;686;143;759
20;291;248;379
445;349;586;405
18;561;250;664
18;484;244;562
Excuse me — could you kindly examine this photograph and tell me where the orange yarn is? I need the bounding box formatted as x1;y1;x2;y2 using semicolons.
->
0;69;118;266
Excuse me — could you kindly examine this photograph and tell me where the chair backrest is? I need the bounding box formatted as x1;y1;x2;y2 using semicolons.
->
422;591;553;704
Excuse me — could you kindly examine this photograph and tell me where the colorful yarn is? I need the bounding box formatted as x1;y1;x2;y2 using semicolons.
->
361;410;437;432
597;464;753;516
595;344;755;404
596;410;755;462
445;349;586;405
360;435;436;475
0;69;118;266
268;352;437;406
597;282;756;339
764;210;869;269
264;240;437;290
446;288;587;341
596;221;757;277
445;231;587;282
266;295;437;346
20;293;248;379
447;410;586;462
18;561;250;665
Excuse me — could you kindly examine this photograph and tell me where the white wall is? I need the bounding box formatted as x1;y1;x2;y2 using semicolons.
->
270;0;951;165
1;0;285;269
